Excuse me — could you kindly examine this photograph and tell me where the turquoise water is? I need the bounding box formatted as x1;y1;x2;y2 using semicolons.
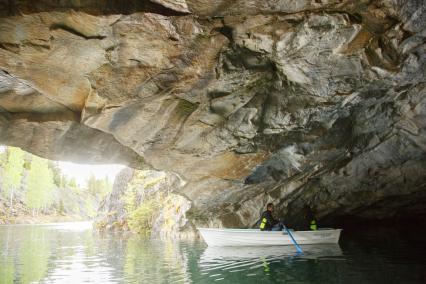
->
0;222;425;283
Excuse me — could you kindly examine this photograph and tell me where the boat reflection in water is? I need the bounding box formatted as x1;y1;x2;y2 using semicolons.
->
199;244;343;272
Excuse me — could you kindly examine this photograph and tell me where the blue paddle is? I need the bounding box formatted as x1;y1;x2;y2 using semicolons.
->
283;225;303;254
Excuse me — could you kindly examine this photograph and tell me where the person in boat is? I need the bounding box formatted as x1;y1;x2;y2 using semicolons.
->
259;203;283;231
303;206;318;231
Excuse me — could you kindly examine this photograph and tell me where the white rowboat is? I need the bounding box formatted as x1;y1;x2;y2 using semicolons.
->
198;228;342;247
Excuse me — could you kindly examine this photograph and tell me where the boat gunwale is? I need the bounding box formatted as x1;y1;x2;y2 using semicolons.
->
197;228;342;234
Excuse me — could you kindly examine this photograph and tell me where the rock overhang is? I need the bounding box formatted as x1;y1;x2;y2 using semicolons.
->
0;0;425;226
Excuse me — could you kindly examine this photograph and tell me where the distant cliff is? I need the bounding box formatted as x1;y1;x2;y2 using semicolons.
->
96;168;192;238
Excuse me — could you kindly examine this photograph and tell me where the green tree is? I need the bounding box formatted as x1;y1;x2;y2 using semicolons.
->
0;147;7;166
87;173;98;195
61;174;68;188
48;161;62;187
87;174;112;198
101;175;113;197
1;147;25;210
58;200;65;215
25;156;55;216
69;177;77;188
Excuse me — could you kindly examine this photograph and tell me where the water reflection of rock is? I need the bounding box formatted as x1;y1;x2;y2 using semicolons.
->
122;235;191;283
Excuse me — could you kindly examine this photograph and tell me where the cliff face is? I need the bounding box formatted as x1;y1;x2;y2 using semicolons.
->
1;0;425;229
96;168;192;237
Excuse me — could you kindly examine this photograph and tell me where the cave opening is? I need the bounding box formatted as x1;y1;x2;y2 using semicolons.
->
0;145;124;223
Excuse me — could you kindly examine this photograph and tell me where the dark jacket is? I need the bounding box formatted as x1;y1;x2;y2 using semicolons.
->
259;210;279;231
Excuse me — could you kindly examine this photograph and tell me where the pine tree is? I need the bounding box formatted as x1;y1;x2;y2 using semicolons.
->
0;147;7;166
86;174;113;199
25;156;55;216
87;173;98;195
1;147;25;211
48;161;62;187
102;175;113;197
69;178;77;188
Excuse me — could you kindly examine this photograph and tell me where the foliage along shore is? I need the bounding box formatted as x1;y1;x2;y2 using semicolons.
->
0;213;88;225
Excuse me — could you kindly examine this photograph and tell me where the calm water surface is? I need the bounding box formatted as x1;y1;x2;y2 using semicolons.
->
0;222;425;283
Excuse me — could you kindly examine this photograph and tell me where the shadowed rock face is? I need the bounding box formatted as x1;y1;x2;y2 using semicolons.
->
0;0;425;228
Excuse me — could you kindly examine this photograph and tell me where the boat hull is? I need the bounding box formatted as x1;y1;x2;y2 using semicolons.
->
200;244;343;262
198;228;342;247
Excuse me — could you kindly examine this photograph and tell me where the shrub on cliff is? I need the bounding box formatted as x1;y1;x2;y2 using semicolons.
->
127;199;159;234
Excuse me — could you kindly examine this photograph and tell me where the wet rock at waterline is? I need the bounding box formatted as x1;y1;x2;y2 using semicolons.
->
1;0;426;233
